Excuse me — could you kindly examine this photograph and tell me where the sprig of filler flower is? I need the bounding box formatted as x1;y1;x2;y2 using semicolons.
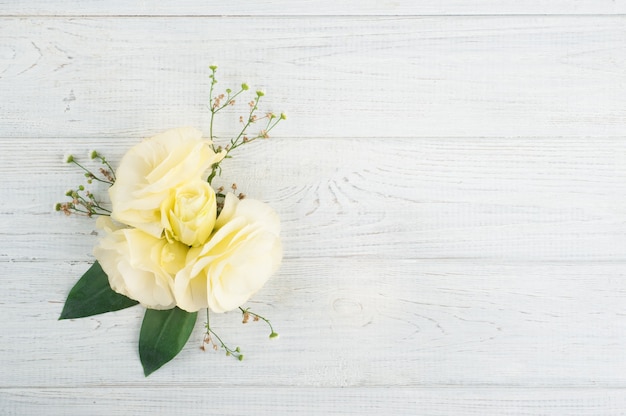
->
206;65;286;186
202;65;284;358
55;151;114;217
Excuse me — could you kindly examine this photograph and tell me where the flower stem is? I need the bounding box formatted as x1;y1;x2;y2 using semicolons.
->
239;307;279;339
203;308;243;360
70;160;114;186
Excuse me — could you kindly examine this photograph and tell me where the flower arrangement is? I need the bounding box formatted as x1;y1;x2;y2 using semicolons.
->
57;66;285;376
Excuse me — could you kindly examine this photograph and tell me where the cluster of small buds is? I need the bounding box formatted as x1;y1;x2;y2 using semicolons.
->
99;167;114;183
241;311;259;324
202;305;277;361
202;321;244;361
56;151;114;217
212;93;236;110
214;183;248;214
55;186;110;217
239;307;279;340
88;150;116;183
206;67;286;186
200;333;218;352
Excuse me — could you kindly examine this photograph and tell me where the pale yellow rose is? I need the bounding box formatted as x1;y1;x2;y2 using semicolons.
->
93;216;189;310
160;180;217;247
174;193;282;313
109;127;224;238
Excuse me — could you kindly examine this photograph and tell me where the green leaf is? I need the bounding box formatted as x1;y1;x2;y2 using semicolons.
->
59;261;138;320
139;307;197;376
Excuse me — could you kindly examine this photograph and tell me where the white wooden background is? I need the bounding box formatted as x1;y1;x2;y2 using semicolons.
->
2;2;626;415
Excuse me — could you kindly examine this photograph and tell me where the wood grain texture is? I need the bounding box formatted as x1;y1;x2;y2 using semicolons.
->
1;8;626;416
1;1;626;16
2;137;626;261
1;17;626;139
3;259;626;389
3;388;626;416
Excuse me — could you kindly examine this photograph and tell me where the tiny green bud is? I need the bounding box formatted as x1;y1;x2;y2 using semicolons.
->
241;83;249;91
238;354;244;361
226;88;232;94
65;190;73;197
226;351;231;356
89;150;98;159
65;154;74;163
54;203;62;211
280;113;287;120
256;90;264;97
209;65;218;71
269;332;279;340
235;347;241;353
78;185;85;191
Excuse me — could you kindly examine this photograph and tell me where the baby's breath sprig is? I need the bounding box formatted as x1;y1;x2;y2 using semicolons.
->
239;307;279;339
201;309;244;361
206;66;286;185
89;150;116;182
226;95;286;155
56;152;114;217
65;153;115;186
55;187;111;217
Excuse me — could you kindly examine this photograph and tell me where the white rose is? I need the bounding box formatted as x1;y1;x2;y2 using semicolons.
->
109;127;224;238
160;180;217;247
93;216;189;310
174;193;282;313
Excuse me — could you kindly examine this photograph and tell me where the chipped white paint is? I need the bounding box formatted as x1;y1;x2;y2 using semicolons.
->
1;3;626;415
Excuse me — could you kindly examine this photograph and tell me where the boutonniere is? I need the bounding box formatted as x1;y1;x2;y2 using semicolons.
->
57;66;285;376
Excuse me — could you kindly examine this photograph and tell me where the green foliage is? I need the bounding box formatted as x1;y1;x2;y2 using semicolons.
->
139;307;198;376
59;261;138;320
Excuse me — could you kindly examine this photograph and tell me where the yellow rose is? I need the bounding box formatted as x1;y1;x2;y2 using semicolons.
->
174;193;282;313
93;217;189;309
160;180;217;247
109;127;224;238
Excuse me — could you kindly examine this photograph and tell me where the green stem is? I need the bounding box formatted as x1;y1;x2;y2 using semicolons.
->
231;96;260;148
96;156;116;181
208;69;217;147
204;308;243;360
239;307;278;338
75;192;111;214
71;160;113;185
68;206;110;217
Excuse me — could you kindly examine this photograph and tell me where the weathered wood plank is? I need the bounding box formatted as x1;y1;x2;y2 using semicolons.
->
3;387;626;416
2;260;626;388
2;137;625;261
0;17;625;139
0;1;625;16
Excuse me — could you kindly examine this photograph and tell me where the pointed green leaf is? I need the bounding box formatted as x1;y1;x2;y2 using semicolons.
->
59;261;138;320
139;307;197;376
